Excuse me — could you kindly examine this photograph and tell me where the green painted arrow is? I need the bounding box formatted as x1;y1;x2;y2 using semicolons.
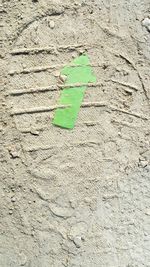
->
53;54;96;129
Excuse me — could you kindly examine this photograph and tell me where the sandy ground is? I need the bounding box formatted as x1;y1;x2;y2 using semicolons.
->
0;0;150;266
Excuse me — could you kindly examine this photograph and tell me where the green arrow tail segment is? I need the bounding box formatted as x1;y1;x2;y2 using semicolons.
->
53;54;96;129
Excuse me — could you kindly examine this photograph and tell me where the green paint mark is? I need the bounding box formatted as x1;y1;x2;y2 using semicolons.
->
53;54;96;129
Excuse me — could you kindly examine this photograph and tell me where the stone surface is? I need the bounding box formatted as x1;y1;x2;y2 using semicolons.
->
0;0;150;266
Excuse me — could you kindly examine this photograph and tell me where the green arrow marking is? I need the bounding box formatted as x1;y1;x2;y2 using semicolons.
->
53;54;96;129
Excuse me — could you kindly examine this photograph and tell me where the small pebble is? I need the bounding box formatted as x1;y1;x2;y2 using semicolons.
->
69;199;77;209
145;209;150;216
49;20;55;29
9;148;19;158
30;128;39;135
11;197;16;202
59;75;67;83
19;252;27;266
72;53;77;59
73;236;82;248
142;18;150;32
22;63;27;69
79;49;85;55
140;160;148;168
53;70;60;77
84;197;91;204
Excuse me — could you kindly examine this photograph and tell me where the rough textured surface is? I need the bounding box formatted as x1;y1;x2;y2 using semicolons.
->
0;0;150;266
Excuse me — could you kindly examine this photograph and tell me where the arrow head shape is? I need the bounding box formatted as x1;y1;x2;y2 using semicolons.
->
53;54;96;129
